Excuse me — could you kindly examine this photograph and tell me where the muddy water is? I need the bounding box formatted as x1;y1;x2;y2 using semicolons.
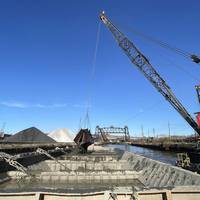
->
106;144;177;165
0;178;142;193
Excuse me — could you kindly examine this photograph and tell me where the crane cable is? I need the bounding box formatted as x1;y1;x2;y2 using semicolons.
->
82;21;101;129
91;21;101;77
114;21;200;64
121;100;162;125
157;52;200;83
127;27;189;58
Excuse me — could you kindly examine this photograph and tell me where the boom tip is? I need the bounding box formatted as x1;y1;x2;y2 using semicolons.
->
99;10;105;20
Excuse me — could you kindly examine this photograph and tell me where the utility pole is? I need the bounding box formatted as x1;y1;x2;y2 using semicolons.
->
141;125;144;138
168;121;171;139
153;128;155;138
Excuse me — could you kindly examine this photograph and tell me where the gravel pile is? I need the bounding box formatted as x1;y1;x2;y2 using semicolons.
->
48;128;75;143
4;127;56;143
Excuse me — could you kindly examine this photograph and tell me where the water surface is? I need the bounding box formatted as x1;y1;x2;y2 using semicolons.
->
106;144;177;165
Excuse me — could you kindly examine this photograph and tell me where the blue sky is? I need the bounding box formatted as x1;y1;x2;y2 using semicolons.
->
0;0;200;136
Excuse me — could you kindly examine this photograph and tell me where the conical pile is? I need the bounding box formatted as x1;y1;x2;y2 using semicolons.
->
5;127;56;143
48;128;75;143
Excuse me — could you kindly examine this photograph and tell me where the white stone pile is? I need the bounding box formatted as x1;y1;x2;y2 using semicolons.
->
48;128;75;143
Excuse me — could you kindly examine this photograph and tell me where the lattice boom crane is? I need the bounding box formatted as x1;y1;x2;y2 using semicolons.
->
100;11;200;136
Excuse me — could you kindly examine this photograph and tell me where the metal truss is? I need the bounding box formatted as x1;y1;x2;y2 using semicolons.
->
0;152;28;175
95;126;130;142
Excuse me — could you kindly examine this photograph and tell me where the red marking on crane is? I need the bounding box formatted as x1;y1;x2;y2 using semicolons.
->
196;113;200;127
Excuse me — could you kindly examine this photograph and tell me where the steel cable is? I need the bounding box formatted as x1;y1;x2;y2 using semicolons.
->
112;19;199;62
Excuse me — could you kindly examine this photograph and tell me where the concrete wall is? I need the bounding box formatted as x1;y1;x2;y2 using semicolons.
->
30;160;131;172
121;151;200;188
40;171;140;184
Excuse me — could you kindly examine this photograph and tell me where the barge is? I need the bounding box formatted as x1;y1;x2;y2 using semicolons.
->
0;145;200;199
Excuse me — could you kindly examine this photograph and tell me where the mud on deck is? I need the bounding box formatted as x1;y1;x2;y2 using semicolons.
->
0;146;200;194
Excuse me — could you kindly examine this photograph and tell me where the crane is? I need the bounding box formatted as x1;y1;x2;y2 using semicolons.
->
99;11;200;136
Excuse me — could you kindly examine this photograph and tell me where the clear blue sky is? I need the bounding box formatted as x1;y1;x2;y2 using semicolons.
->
0;0;200;136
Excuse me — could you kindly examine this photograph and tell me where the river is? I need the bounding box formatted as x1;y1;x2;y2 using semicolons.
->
106;144;177;165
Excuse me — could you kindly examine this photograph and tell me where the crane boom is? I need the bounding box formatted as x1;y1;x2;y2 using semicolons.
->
100;12;200;136
196;85;200;104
